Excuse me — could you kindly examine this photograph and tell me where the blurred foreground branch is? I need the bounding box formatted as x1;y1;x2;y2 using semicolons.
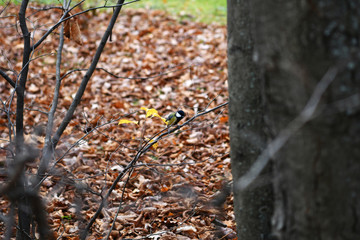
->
234;61;360;192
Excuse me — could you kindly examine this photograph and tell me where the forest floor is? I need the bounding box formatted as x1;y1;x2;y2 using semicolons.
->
0;3;232;239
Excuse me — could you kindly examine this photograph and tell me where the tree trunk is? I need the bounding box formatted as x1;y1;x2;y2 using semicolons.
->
227;0;273;239
16;0;32;238
248;0;360;239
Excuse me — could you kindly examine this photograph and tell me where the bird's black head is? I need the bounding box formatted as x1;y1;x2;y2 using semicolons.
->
176;110;185;119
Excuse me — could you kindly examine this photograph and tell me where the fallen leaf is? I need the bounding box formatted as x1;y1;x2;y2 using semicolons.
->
118;119;139;125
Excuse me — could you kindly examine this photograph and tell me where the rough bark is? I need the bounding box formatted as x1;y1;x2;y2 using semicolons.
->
249;0;360;239
227;0;273;239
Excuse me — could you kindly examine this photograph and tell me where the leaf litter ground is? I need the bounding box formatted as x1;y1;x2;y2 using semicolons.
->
0;3;233;239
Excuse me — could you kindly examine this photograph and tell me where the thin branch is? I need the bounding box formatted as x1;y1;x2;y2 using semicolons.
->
104;167;133;240
0;69;15;88
323;93;360;115
0;48;18;81
96;64;194;80
0;0;11;16
28;5;64;13
15;0;31;148
24;107;48;115
29;52;56;62
37;18;66;183
133;153;221;168
1;98;14;143
59;63;194;81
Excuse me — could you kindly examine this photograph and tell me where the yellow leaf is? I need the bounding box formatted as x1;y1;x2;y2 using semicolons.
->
152;142;159;150
146;108;159;118
160;117;167;124
118;119;139;125
145;138;159;150
141;107;167;123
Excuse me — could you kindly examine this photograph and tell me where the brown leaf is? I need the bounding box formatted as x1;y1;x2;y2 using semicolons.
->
64;12;83;45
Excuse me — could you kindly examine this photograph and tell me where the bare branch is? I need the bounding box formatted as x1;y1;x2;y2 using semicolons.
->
60;63;195;81
16;0;31;148
37;18;66;183
0;0;11;16
104;168;133;240
0;69;15;88
95;64;195;80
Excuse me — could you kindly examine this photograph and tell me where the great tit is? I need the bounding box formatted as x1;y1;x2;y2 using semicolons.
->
165;110;186;126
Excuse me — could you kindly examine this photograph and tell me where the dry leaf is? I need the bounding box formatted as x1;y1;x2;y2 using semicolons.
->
219;115;228;123
64;12;83;45
118;119;139;125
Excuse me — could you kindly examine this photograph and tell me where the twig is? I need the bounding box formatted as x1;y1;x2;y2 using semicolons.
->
0;0;11;16
59;64;195;81
97;64;195;80
1;98;14;143
24;107;48;115
0;69;15;88
37;15;66;185
104;168;134;240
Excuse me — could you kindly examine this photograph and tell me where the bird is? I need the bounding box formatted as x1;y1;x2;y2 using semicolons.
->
165;110;186;127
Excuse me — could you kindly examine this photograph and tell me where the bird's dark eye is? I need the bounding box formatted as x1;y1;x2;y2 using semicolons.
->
84;127;92;133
